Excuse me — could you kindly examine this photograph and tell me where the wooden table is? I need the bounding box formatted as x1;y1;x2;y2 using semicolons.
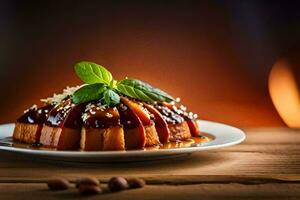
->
0;128;299;199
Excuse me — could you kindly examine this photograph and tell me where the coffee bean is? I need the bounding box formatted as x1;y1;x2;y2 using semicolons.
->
78;184;102;195
75;177;100;188
127;178;146;189
108;177;129;191
47;178;70;190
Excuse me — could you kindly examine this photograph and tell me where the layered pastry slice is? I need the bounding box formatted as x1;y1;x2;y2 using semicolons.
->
39;98;86;150
143;104;170;143
120;97;160;147
151;103;191;142
13;104;54;144
13;61;202;151
80;102;125;151
161;102;201;137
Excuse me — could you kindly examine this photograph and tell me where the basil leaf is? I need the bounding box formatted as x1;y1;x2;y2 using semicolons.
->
103;89;120;106
75;61;113;85
117;79;174;102
72;83;106;104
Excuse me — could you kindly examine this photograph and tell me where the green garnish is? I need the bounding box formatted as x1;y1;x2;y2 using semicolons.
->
72;83;106;104
75;61;113;85
103;89;120;107
72;61;174;106
117;79;174;102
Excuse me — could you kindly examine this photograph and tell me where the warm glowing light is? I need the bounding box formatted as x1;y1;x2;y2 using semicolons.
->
269;59;300;128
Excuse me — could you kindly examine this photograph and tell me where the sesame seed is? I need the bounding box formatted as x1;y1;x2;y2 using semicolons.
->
180;105;187;111
31;104;38;109
81;113;89;121
40;85;82;105
90;111;96;115
105;113;113;118
119;104;127;111
175;97;181;102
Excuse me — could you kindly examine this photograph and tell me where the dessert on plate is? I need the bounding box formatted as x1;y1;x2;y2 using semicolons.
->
13;61;200;151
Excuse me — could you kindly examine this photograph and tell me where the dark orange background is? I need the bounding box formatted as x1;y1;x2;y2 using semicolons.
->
1;0;299;127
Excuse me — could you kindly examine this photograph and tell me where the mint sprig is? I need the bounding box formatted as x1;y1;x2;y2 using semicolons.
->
117;79;174;102
72;61;174;106
103;89;120;106
72;83;106;104
75;61;113;85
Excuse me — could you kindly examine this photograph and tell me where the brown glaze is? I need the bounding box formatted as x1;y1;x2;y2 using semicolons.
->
121;97;152;126
161;102;200;136
117;101;146;149
45;99;85;129
153;104;184;124
14;93;202;151
64;103;86;129
45;99;74;127
80;101;125;151
143;104;170;143
83;102;121;129
120;98;160;147
117;103;143;129
39;99;85;150
16;104;55;144
17;104;54;124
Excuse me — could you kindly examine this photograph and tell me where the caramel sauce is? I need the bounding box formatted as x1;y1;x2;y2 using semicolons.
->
17;104;54;124
0;133;214;152
84;106;120;129
144;133;214;150
154;104;184;124
118;103;141;129
45;99;85;129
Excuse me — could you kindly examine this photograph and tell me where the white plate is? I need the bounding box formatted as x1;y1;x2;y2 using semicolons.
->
0;120;245;162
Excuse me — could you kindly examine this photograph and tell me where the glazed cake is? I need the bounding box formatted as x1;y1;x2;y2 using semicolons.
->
13;61;200;151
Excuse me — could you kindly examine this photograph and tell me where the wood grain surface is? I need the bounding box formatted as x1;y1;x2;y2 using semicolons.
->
0;128;299;199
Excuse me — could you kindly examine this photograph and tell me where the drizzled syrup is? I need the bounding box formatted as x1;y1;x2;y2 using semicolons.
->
17;104;54;124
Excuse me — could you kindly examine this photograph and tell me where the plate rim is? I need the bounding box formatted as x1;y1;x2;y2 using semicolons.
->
0;120;246;158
